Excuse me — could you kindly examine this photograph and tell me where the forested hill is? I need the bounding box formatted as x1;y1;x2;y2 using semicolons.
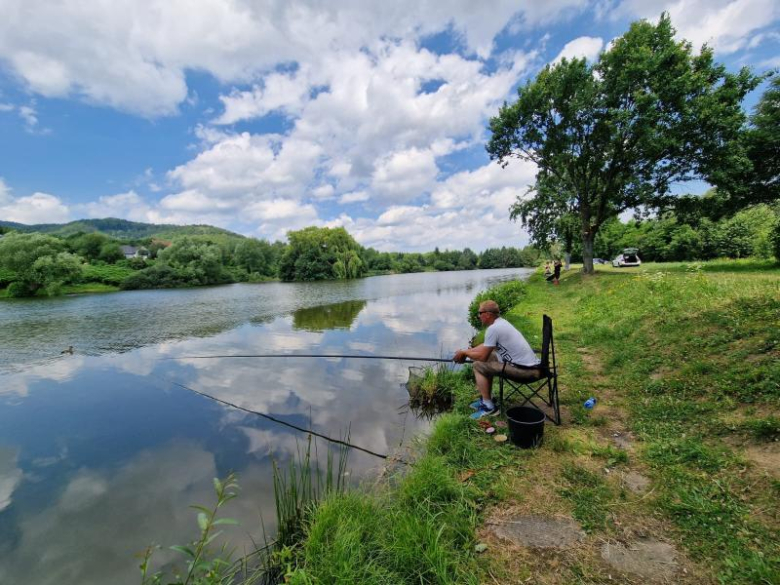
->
0;218;244;240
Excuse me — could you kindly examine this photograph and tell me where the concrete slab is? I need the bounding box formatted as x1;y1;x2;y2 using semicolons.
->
489;515;585;549
623;471;651;493
601;539;678;581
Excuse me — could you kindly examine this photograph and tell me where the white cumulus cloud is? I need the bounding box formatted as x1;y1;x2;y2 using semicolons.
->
0;0;586;117
82;190;153;222
614;0;780;54
552;36;604;64
0;191;70;224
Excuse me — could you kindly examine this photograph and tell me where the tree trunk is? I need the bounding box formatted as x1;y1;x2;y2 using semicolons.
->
581;232;595;274
564;252;571;271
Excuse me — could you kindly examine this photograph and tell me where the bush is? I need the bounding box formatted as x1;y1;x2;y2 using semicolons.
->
120;264;186;289
0;267;17;288
0;233;82;296
468;280;526;328
772;220;780;262
81;263;136;285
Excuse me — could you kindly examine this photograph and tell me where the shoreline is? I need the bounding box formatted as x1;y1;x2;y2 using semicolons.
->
273;259;779;583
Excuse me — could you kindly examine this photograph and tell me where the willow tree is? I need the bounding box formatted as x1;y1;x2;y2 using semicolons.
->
487;14;761;273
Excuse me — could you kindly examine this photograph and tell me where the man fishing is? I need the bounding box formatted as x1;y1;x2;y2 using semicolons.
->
453;300;541;419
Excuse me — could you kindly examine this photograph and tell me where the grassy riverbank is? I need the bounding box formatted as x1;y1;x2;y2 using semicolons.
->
282;259;779;584
473;259;779;584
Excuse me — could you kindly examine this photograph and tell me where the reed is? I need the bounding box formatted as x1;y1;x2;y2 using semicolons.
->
272;434;350;550
406;364;472;410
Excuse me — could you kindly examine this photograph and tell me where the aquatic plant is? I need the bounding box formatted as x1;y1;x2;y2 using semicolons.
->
139;473;251;585
272;434;350;551
406;365;460;409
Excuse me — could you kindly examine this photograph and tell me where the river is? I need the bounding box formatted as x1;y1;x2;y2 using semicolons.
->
0;268;532;584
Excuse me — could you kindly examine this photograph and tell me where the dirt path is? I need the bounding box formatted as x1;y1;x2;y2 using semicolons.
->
475;345;715;584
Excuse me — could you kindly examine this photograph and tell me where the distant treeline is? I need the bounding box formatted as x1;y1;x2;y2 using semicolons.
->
574;203;780;263
2;202;777;297
0;225;541;297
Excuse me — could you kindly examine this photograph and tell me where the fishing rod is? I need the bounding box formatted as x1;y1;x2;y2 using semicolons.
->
166;378;408;464
159;353;469;363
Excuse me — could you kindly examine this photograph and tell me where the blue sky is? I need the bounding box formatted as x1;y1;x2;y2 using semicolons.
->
0;0;778;251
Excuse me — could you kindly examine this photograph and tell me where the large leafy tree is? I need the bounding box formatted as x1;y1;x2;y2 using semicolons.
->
487;14;761;273
0;233;82;296
279;226;365;281
233;238;277;277
157;237;226;285
721;75;780;213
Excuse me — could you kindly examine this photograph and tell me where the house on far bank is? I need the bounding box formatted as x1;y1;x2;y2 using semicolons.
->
120;245;150;260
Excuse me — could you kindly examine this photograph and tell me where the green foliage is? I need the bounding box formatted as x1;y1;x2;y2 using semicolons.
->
288;450;478;584
272;436;349;552
705;75;780;214
467;280;526;328
2;217;548;293
477;246;523;268
122;237;233;289
120;263;188;290
279;227;365;281
81;263;136;285
589;204;779;262
66;232;126;263
773;219;780;261
0;233;82;296
140;474;247;585
0;266;17;287
0;217;244;240
489;14;762;272
406;365;470;410
233;238;278;277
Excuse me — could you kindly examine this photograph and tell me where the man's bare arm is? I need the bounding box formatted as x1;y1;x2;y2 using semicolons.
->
453;344;493;363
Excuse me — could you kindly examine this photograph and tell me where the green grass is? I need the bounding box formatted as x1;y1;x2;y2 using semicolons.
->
559;463;614;533
61;282;120;294
80;263;136;285
286;451;480;584
502;261;780;583
406;365;470;410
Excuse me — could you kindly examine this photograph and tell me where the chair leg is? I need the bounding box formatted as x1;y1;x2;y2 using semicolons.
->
550;376;561;425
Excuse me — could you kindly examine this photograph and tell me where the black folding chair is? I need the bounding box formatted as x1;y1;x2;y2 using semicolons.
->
498;314;561;425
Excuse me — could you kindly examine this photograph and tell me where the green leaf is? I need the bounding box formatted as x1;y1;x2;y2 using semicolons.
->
170;545;196;558
204;530;223;546
197;512;209;531
212;518;239;526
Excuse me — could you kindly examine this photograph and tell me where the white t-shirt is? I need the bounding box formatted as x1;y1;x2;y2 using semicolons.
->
484;317;539;367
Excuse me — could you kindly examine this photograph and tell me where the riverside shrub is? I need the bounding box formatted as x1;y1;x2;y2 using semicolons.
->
468;280;526;328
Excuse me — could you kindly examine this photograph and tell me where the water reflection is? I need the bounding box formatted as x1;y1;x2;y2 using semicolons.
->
0;268;532;584
292;299;367;332
0;269;531;373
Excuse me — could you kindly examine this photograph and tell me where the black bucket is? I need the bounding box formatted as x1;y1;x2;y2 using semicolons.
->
506;406;545;448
